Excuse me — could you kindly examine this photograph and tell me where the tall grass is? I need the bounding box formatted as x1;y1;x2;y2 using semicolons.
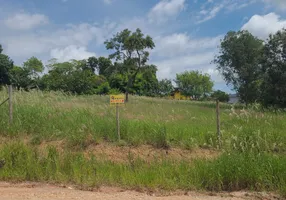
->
1;90;286;196
0;143;285;196
1;90;286;152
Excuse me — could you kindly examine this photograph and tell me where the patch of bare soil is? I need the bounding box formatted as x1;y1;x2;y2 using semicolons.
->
0;136;219;163
84;143;219;163
0;182;280;200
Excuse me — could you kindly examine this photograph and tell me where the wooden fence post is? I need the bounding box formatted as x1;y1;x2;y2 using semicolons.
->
116;104;120;141
216;99;221;148
8;85;13;124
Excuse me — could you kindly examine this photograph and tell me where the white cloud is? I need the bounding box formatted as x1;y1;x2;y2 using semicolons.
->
195;0;257;24
50;45;96;62
153;51;224;83
241;13;286;39
153;33;221;57
1;22;115;61
197;4;223;24
151;32;223;84
148;0;185;23
226;0;257;11
4;12;49;30
154;52;215;73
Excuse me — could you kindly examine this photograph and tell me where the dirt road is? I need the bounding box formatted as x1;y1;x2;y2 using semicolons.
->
0;182;278;200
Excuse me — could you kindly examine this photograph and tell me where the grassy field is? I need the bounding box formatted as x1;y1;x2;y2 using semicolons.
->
0;89;286;196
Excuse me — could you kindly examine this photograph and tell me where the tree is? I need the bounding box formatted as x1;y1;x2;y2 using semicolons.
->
108;66;158;97
21;57;45;89
96;56;113;78
10;66;31;90
95;81;110;95
213;30;263;105
23;56;44;78
260;29;286;108
109;73;128;93
86;56;98;73
132;65;158;96
105;28;155;102
0;44;13;85
175;70;213;100
211;90;229;102
158;79;173;96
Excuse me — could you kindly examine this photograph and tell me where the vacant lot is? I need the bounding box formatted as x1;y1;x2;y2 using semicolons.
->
0;90;286;197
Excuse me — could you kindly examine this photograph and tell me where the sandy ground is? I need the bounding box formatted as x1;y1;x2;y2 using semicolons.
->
0;182;280;200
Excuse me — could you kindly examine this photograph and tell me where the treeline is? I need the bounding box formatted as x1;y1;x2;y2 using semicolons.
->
214;29;286;108
0;50;171;98
1;28;286;107
0;28;215;102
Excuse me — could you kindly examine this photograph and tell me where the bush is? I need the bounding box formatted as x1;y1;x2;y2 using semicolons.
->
211;90;230;102
96;82;110;95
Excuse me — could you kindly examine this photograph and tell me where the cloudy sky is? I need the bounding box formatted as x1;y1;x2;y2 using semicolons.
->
0;0;286;92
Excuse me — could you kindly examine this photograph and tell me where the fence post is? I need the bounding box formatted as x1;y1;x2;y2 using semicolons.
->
8;85;13;124
116;104;120;141
216;99;221;148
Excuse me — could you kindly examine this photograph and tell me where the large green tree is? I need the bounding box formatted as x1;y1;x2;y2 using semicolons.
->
175;70;213;100
105;28;155;102
213;30;263;104
260;29;286;108
0;44;13;85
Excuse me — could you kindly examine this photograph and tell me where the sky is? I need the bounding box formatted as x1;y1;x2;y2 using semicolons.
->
0;0;286;93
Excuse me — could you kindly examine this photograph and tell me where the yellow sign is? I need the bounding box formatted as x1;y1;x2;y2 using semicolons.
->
110;95;125;105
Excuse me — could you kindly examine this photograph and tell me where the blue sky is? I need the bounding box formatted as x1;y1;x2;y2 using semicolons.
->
1;0;286;93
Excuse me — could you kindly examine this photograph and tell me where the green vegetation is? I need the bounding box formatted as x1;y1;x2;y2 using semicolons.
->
214;30;263;105
0;44;13;85
211;90;230;102
260;30;286;108
105;28;155;102
1;90;286;152
0;143;285;196
0;90;286;196
157;79;174;97
175;70;213;100
214;29;286;107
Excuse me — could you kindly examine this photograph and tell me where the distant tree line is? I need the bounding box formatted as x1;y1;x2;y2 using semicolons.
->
4;27;286;107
